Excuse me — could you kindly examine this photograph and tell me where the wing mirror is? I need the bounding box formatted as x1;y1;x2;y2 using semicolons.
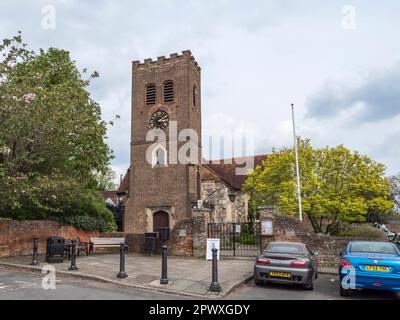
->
313;251;319;257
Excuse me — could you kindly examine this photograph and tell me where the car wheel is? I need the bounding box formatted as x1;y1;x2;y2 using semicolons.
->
254;279;263;286
303;282;314;290
339;284;352;297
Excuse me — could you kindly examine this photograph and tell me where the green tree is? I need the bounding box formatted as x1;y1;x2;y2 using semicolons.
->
0;33;115;230
390;173;400;214
244;138;394;234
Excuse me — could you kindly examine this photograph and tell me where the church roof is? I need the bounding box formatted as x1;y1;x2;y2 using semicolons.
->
202;154;268;190
116;154;268;193
117;169;130;193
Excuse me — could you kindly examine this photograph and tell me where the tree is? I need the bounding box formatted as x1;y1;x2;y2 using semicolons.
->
390;173;400;214
0;33;115;230
244;138;394;234
95;167;117;191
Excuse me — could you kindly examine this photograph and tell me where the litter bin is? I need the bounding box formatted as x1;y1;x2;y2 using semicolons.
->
46;237;65;263
144;232;157;255
158;228;170;241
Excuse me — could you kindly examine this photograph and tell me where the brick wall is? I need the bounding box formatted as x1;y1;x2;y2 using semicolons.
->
124;209;210;257
0;219;99;258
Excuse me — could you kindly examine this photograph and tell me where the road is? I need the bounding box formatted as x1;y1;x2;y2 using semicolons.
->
0;266;187;300
226;274;400;300
0;266;398;300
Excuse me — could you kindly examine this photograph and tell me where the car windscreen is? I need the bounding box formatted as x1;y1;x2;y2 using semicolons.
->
349;242;398;255
267;244;303;254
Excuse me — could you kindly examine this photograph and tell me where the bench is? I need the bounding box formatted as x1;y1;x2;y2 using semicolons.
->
89;237;125;254
64;237;89;259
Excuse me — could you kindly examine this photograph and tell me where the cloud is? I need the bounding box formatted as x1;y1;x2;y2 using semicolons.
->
306;61;400;122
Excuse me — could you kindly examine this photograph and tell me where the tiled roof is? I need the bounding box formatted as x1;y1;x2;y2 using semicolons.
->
117;169;130;193
117;154;268;193
202;154;268;189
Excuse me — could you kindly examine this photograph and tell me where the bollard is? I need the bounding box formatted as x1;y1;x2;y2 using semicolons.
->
160;245;168;285
31;237;39;266
117;242;128;279
69;239;78;271
209;247;221;292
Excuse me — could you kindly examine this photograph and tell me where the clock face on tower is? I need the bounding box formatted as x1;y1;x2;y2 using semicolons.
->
149;110;169;130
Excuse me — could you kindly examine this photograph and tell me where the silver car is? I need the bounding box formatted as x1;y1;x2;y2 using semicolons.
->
253;242;319;290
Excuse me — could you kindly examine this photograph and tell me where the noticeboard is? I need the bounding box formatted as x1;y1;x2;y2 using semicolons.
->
260;218;274;236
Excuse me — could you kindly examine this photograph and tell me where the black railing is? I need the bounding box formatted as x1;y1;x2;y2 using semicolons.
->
207;222;261;257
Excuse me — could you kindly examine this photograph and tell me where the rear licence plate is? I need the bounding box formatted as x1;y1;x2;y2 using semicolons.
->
364;265;390;272
269;271;291;279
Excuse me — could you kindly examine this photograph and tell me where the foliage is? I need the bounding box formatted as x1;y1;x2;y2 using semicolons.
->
244;138;394;234
237;233;256;245
390;173;400;214
59;215;113;232
338;223;382;239
94;167;117;191
0;33;115;230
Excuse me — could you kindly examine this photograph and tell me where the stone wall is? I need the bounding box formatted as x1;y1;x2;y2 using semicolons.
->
0;219;99;258
259;207;386;267
201;180;247;223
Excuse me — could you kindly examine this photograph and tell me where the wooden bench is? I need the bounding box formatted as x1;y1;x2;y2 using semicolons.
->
89;237;125;254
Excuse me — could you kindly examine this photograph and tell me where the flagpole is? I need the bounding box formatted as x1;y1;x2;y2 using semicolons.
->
291;103;303;222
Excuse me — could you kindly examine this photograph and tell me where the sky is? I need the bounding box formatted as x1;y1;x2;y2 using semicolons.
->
1;0;400;182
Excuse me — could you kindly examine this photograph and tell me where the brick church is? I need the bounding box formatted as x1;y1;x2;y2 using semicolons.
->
116;50;267;244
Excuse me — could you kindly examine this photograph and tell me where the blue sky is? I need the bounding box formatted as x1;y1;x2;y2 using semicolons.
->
1;0;400;180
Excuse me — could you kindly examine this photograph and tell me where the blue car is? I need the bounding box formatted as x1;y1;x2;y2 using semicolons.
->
338;241;400;296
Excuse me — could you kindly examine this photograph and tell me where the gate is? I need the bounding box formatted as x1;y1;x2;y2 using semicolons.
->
207;222;262;257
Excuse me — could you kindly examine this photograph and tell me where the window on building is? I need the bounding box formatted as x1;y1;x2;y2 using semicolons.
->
163;80;174;103
193;84;197;106
152;146;167;167
146;83;156;105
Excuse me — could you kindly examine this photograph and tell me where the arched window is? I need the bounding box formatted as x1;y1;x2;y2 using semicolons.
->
193;84;197;107
152;146;167;167
146;83;156;105
163;80;174;103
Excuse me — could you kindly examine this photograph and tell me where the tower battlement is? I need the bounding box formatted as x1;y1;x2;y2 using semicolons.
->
132;50;200;71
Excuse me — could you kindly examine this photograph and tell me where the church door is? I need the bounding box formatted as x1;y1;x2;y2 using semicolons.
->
153;211;169;232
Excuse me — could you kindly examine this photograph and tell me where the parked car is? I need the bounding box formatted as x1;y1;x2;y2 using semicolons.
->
338;241;400;296
253;242;319;290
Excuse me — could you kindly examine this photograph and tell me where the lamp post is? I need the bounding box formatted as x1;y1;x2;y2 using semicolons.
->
199;186;237;222
200;186;237;210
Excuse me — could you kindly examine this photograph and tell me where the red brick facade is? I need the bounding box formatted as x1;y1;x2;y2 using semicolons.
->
0;219;99;258
124;51;202;234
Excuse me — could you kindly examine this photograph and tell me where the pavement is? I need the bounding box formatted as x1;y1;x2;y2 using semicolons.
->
0;265;398;300
0;253;255;298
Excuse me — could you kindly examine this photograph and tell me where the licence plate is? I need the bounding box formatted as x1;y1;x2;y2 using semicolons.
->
269;271;291;278
364;265;390;272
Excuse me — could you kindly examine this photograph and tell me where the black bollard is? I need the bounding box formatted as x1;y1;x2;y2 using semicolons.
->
209;247;221;292
69;239;78;270
31;237;39;266
160;245;168;285
117;242;128;279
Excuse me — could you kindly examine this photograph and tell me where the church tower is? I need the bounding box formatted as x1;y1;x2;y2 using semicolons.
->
124;50;202;235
